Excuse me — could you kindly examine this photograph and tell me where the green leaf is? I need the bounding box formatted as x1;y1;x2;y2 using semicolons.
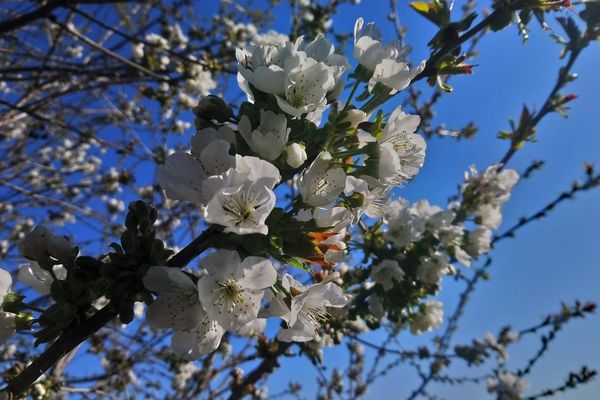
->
410;1;450;27
288;258;313;274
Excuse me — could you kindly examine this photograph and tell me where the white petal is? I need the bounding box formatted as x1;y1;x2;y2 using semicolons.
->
200;249;240;280
146;292;203;331
158;153;205;203
143;266;197;293
0;311;15;344
239;257;277;290
0;268;12;301
171;317;225;360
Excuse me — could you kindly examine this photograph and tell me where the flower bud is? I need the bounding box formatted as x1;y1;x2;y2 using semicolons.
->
343;109;368;129
18;226;77;267
285;143;307;168
193;95;234;123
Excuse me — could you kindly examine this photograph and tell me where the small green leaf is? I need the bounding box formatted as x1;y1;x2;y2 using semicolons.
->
288;258;313;273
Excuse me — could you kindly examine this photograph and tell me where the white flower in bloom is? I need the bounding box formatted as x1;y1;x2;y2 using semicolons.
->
131;42;144;59
197;250;276;331
462;164;519;229
0;268;15;343
384;199;426;248
285;142;308;168
343;109;368;129
487;372;529;400
174;362;198;390
411;200;454;233
376;106;426;186
371;260;405;291
236;35;348;122
344;176;388;219
236;318;266;337
18;226;78;265
239;110;290;160
417;252;454;285
143;266;206;331
158;139;235;205
465;227;492;258
171;315;225;360
464;164;520;205
298;151;346;207
18;261;67;295
369;58;426;94
184;61;217;97
143;266;225;359
159;139;280;221
353;18;425;93
204;181;275;235
354;18;395;71
276;275;348;342
410;300;444;335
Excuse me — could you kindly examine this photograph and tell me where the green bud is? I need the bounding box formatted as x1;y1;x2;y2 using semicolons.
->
15;312;34;331
347;192;366;209
2;293;24;314
193;95;234;123
354;64;374;82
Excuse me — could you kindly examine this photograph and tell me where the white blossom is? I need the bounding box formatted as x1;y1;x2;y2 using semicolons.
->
276;274;347;342
462;164;519;229
353;18;425;93
487;372;529;400
371;260;404;291
18;226;78;265
143;266;225;360
18;261;67;295
374;106;426;186
465;227;492;258
384;199;426;248
197;250;276;331
158;140;280;220
417;252;455;285
410;300;443;335
236;35;348;121
143;266;205;331
344;176;388;219
204;181;275;235
0;268;15;343
239;110;290;160
298;151;346;207
285;142;308;168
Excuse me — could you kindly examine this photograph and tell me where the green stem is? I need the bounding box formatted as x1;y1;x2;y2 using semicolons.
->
343;79;362;112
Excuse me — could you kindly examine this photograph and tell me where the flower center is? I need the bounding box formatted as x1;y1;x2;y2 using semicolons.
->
300;299;329;331
215;278;245;313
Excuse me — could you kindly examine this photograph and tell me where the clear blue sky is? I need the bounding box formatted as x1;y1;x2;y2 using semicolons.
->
250;1;600;399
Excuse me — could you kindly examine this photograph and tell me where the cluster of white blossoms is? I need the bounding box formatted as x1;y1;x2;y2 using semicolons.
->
146;18;433;358
353;18;426;94
3;16;522;367
462;164;520;229
361;162;518;332
487;372;529;400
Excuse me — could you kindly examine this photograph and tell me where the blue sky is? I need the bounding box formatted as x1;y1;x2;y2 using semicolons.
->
254;1;600;399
